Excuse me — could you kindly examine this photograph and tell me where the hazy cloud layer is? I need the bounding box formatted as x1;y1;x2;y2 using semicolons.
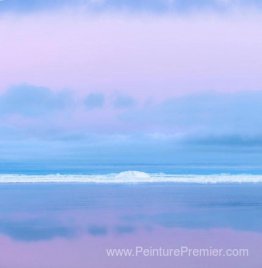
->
1;85;262;142
84;93;105;110
120;91;262;137
113;95;136;109
0;0;262;13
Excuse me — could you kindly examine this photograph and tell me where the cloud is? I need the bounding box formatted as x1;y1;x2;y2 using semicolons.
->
113;95;136;109
1;87;262;168
1;87;262;143
0;84;70;117
186;135;262;147
84;93;105;110
120;91;262;137
0;0;261;13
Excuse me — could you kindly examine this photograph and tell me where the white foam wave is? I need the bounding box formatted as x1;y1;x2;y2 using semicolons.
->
0;171;262;184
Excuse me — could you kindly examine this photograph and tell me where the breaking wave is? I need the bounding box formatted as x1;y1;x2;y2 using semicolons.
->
0;171;262;184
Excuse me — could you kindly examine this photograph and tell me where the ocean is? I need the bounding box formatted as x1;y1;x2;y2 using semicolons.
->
0;171;261;267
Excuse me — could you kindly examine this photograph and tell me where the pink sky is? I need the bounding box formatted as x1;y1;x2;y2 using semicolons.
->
0;6;262;158
0;10;262;101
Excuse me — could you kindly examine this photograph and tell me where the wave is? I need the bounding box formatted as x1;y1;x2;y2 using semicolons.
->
0;171;262;184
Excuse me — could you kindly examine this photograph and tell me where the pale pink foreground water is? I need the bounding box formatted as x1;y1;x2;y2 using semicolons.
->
0;227;261;268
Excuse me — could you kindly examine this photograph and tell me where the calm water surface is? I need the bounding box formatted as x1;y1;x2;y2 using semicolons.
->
0;183;261;268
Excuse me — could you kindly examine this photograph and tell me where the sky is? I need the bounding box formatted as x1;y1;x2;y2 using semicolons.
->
0;0;262;171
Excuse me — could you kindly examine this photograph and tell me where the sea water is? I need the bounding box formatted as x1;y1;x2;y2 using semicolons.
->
0;172;261;267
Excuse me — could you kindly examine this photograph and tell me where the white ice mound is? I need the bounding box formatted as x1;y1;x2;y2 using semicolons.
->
115;171;151;181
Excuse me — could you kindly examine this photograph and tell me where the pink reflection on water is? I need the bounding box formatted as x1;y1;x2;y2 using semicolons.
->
0;228;261;268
